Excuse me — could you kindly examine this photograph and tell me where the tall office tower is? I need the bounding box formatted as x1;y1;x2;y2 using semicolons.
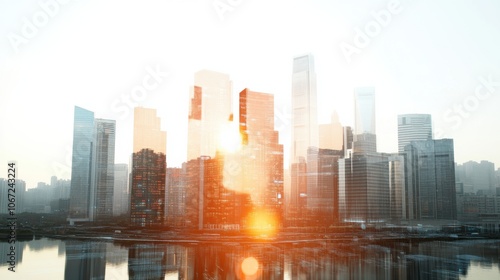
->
93;119;116;220
397;114;432;153
68;107;116;222
291;54;318;162
319;112;343;151
69;106;95;220
388;155;406;221
113;164;129;216
239;89;284;227
130;107;167;227
338;153;390;223
353;87;376;154
166;167;185;227
187;70;233;161
306;148;342;226
404;139;456;220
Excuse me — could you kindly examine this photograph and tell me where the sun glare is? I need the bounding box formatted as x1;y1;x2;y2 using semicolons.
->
247;210;278;237
219;123;241;153
241;257;259;277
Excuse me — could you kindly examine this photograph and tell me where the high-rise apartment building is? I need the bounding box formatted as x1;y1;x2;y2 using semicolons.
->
130;107;167;227
69;106;115;222
397;114;432;153
166;167;185;227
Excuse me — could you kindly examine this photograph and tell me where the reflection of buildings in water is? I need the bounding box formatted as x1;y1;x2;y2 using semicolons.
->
105;243;128;266
64;241;106;280
26;238;60;251
0;241;26;267
186;243;284;280
122;240;500;279
127;243;185;280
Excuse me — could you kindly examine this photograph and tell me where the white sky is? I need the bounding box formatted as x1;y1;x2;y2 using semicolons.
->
1;0;500;188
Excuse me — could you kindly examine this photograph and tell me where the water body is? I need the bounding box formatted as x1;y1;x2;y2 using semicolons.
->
1;238;499;279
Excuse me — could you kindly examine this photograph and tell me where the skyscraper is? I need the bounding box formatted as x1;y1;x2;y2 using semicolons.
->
130;107;167;227
93;119;116;220
353;87;376;154
388;155;406;221
338;153;390;223
404;139;456;220
69;107;116;222
306;148;342;226
239;88;284;228
69;106;95;220
113;163;129;216
291;54;318;162
397;114;432;153
187;70;233;161
165;167;184;227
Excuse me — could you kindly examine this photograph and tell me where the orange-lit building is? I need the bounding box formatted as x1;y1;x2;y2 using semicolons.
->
184;154;252;230
239;88;284;229
130;107;167;227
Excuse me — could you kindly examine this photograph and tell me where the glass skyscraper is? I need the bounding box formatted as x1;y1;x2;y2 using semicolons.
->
353;87;376;154
69;106;95;220
69;107;116;222
404;139;456;220
339;153;391;223
397;114;432;153
130;107;167;227
291;54;318;162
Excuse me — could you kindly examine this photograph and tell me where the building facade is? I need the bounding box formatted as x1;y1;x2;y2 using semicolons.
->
397;114;432;153
68;106;116;222
130;107;167;227
404;139;457;220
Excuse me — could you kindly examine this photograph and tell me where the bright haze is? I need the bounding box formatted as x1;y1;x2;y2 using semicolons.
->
1;0;500;188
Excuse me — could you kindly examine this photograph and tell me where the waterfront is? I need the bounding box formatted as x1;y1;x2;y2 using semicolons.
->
1;238;499;279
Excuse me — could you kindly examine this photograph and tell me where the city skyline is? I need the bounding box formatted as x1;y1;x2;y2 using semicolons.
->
1;0;500;188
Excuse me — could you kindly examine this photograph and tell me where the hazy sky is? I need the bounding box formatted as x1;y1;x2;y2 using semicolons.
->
1;0;500;188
